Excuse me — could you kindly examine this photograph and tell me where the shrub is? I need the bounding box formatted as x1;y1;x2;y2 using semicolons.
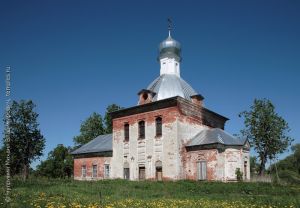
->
275;170;300;185
235;168;243;181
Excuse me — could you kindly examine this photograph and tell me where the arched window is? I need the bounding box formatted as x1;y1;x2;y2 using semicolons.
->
124;123;129;141
138;120;145;139
156;117;162;137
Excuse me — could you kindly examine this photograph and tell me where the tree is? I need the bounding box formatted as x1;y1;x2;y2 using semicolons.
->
73;112;105;146
104;104;123;134
4;100;45;180
269;144;300;184
292;144;300;175
239;99;293;175
73;104;123;146
0;147;6;176
250;156;259;175
271;143;300;175
36;144;73;178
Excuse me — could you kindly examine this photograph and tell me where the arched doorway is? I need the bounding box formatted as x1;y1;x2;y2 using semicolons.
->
155;160;163;181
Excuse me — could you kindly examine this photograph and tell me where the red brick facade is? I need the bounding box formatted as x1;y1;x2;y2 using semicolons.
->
182;149;219;180
73;156;111;180
113;106;179;132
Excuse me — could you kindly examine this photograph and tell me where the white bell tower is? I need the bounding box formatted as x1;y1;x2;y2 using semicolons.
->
158;19;182;77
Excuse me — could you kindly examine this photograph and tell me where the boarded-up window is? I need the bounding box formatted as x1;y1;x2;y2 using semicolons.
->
139;166;145;180
138;121;145;139
155;117;162;137
92;165;97;178
82;165;86;178
197;161;207;180
104;164;110;178
124;123;129;141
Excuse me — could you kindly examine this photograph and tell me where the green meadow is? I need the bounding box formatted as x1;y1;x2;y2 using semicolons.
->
0;177;299;208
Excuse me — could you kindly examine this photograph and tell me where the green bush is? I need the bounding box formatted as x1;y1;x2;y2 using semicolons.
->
235;168;243;181
276;170;300;185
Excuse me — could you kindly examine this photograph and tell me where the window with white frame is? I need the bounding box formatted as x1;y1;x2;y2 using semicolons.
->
82;165;86;178
92;165;97;178
104;164;110;178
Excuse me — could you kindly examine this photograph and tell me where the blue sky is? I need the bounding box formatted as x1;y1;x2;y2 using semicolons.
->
0;0;299;168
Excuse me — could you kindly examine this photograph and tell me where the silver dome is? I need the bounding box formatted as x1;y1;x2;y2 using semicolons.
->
147;74;198;101
159;35;181;60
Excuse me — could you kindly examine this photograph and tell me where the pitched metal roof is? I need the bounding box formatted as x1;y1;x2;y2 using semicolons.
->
186;128;246;147
71;134;112;155
147;74;198;101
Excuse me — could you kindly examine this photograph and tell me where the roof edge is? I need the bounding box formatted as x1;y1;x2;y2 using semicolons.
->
71;133;112;155
110;96;179;119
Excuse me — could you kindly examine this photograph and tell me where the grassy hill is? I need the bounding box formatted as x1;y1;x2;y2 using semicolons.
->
0;177;299;208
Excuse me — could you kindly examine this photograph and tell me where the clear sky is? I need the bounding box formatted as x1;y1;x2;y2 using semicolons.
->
0;0;299;168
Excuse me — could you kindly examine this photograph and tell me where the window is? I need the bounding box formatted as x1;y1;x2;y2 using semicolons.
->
104;164;110;178
124;123;129;141
155;117;162;137
81;165;86;178
92;165;97;178
142;93;148;100
138;120;145;139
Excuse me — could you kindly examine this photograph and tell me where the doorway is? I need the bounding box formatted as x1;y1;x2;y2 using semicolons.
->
155;160;163;181
197;161;207;180
244;161;247;179
123;162;130;180
139;166;145;180
124;168;130;180
156;167;162;181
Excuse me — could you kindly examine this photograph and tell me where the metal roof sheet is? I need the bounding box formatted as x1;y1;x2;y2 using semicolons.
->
71;134;112;155
186;128;246;147
147;74;198;101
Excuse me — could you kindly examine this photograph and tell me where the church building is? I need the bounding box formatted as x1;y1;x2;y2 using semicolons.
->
71;28;250;182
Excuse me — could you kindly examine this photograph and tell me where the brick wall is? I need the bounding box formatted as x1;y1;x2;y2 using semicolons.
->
183;149;219;180
74;156;111;180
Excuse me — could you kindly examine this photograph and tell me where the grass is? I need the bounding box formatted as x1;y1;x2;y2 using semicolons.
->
0;177;299;207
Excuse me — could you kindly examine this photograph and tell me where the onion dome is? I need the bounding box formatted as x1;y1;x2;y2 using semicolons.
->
159;34;181;61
